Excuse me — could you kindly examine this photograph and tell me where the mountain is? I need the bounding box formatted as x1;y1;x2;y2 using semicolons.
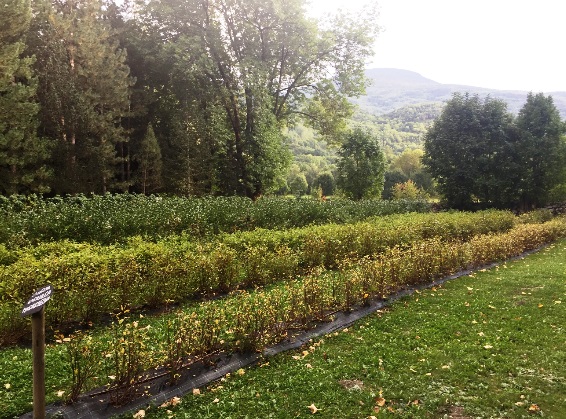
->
355;68;566;118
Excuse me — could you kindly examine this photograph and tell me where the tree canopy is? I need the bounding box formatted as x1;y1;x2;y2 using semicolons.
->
336;128;385;200
423;92;566;210
0;0;379;197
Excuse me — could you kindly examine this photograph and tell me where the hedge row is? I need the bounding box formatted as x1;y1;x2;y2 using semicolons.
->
0;211;516;345
56;218;566;403
0;194;430;246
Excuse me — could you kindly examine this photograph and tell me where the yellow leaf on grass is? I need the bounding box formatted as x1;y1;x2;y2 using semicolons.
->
237;368;245;376
375;397;386;407
4;383;10;390
538;304;544;308
307;403;319;414
528;404;540;412
192;388;201;396
56;390;65;397
484;345;493;349
133;410;145;419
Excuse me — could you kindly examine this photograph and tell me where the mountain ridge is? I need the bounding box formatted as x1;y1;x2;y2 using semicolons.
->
357;68;566;118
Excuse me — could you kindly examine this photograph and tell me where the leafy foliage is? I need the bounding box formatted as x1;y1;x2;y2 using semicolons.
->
2;216;565;416
336;128;385;200
423;92;566;210
0;194;430;246
0;210;517;344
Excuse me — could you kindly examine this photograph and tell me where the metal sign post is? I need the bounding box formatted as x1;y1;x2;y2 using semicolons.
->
21;285;53;419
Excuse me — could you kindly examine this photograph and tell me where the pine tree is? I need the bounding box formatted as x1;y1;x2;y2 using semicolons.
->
134;124;163;194
0;0;51;194
29;0;132;194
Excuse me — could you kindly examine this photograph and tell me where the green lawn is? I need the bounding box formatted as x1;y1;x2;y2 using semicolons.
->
132;241;566;418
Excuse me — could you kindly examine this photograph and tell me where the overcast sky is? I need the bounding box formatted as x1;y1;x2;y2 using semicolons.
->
307;0;566;92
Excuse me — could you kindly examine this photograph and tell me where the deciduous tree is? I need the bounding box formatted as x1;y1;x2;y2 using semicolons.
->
336;128;385;200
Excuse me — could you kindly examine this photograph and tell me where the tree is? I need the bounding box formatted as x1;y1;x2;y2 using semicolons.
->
391;149;424;178
0;0;51;194
288;172;308;196
29;0;132;194
423;93;517;209
313;172;335;196
336;128;385;200
391;179;427;200
514;93;566;209
138;0;378;198
134;124;163;194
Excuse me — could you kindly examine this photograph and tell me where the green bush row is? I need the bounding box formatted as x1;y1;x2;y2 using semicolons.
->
57;218;566;402
0;194;430;246
0;210;516;345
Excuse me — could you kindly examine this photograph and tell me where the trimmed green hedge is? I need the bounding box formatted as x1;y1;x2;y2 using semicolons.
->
0;210;516;345
0;194;430;246
55;218;566;402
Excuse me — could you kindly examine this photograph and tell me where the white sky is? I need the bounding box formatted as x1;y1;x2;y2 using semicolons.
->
307;0;566;92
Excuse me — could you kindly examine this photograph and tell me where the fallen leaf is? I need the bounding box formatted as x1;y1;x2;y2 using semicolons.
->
307;403;319;414
515;401;524;406
213;398;220;403
554;300;562;304
375;397;386;407
305;363;313;369
133;410;145;418
170;396;181;406
56;390;65;397
484;345;493;349
4;383;10;390
237;368;245;376
538;304;544;308
192;388;201;396
465;302;470;307
528;404;540;412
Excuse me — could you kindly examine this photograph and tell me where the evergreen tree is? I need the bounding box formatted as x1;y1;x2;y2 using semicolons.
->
134;124;163;194
29;0;132;194
0;0;51;194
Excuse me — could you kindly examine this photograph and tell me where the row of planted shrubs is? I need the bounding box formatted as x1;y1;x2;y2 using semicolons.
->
0;210;518;345
0;194;431;246
53;219;566;406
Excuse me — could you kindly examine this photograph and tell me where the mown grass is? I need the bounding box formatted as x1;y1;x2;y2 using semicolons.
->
131;240;566;418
